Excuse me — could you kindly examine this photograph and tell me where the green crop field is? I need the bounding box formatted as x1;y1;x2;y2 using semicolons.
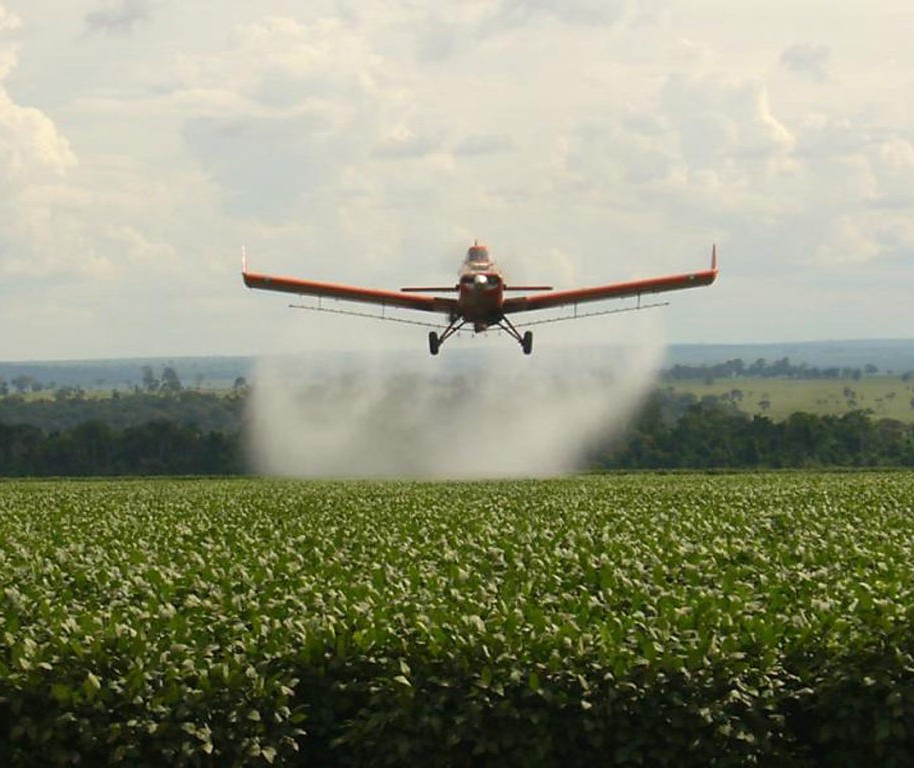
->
2;474;914;766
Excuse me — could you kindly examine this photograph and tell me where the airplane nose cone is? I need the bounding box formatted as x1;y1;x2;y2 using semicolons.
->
474;274;487;286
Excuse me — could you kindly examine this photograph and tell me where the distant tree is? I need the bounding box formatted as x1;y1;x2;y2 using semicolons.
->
864;364;879;375
11;375;33;395
770;357;792;377
160;366;182;394
141;366;158;393
54;386;76;402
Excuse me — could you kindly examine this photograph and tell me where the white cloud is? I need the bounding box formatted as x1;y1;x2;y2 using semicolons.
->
0;5;20;34
176;16;391;110
660;74;795;166
171;15;410;226
871;137;914;206
541;70;799;232
0;28;81;284
0;41;15;79
0;89;77;180
0;17;76;179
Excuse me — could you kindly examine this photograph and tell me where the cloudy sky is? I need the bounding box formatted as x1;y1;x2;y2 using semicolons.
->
1;0;914;361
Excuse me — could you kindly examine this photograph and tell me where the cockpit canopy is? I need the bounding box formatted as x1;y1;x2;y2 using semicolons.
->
466;244;491;265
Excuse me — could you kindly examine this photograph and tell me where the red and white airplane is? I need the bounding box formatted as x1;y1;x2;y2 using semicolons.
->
242;242;718;355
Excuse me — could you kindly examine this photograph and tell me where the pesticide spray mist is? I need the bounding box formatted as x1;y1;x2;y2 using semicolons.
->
246;318;665;479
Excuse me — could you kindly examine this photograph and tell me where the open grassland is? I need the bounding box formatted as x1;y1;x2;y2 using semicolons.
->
2;474;914;766
666;375;914;422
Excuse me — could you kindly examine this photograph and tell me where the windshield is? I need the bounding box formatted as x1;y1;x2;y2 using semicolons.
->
466;246;490;264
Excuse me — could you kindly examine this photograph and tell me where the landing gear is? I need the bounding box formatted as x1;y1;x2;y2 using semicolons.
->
497;315;534;355
427;316;534;355
428;318;466;355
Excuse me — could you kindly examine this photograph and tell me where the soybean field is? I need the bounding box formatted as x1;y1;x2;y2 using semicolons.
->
2;474;914;766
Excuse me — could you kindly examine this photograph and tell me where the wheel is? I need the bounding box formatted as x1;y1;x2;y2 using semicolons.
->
522;331;533;355
428;331;440;356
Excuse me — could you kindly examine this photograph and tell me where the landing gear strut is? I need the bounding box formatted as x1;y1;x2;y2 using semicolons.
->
497;316;533;355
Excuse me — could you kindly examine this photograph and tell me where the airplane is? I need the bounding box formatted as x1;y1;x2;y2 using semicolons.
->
242;242;718;355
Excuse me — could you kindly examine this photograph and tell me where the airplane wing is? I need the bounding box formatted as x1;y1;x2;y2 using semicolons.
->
502;246;718;315
242;257;459;316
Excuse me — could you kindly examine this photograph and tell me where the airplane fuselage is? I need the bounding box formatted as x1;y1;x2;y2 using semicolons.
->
456;244;505;330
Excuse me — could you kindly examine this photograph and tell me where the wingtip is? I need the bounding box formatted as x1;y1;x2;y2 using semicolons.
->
241;245;248;274
711;243;718;271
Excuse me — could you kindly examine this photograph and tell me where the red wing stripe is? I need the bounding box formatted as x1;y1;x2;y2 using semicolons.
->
243;271;458;315
502;268;718;314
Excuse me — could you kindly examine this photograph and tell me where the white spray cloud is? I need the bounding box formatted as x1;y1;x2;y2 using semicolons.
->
245;316;664;478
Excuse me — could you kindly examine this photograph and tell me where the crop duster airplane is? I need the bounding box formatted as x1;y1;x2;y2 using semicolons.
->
242;243;718;355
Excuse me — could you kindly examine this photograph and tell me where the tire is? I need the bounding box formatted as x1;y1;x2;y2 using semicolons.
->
522;331;533;355
428;331;440;356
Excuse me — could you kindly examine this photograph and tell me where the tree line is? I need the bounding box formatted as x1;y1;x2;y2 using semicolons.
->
0;419;243;477
5;384;914;476
0;389;246;433
664;356;895;382
0;364;248;397
592;395;914;469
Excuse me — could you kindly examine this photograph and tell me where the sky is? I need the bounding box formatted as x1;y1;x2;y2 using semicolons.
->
2;0;914;361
